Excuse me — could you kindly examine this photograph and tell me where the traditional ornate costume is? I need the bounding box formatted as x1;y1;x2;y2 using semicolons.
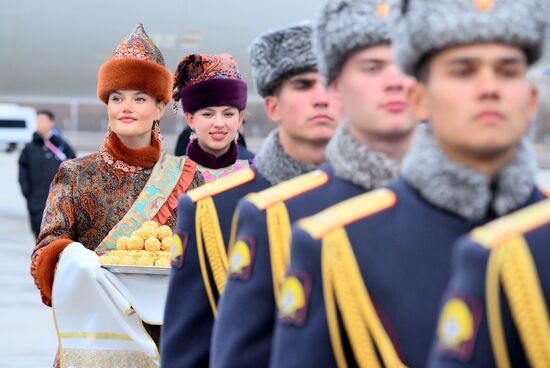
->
30;23;203;367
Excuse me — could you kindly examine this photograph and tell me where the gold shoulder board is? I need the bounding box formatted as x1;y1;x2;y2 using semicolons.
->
299;188;397;240
187;168;256;203
472;199;550;249
246;170;329;210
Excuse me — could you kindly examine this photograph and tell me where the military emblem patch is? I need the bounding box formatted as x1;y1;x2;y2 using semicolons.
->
228;237;256;280
278;271;312;326
170;230;188;268
436;294;482;360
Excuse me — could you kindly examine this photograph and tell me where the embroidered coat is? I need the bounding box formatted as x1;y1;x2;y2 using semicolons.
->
29;133;203;367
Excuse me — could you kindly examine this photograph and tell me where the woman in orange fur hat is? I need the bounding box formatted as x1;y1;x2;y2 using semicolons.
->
30;23;204;367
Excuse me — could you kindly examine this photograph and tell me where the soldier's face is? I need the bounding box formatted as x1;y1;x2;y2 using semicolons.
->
411;43;537;164
265;71;343;146
331;45;416;143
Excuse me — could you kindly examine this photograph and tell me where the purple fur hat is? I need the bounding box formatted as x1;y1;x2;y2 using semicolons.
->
173;53;247;113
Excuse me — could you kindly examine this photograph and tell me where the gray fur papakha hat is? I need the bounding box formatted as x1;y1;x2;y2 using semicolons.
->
315;0;392;85
249;21;318;97
391;0;549;77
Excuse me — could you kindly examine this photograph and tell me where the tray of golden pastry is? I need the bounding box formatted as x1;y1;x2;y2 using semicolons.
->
101;265;170;275
99;221;174;275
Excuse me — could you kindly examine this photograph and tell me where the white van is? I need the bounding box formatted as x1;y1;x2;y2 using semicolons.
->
0;104;37;149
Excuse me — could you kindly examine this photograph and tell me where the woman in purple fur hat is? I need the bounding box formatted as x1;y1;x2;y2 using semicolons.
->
172;53;252;182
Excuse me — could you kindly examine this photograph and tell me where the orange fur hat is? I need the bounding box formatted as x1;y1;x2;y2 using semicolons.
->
97;23;172;104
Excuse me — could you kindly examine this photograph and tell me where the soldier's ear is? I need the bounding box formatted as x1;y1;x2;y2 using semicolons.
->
408;84;430;122
328;80;344;106
526;85;538;124
264;96;282;124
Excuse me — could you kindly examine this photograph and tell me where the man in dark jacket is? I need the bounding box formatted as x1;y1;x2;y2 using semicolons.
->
18;110;76;238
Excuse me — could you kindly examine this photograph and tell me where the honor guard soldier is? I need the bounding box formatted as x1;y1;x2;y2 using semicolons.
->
270;0;548;367
429;198;550;367
211;0;417;366
160;21;343;367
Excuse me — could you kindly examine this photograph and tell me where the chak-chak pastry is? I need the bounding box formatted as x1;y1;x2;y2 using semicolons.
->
99;255;115;265
116;236;130;250
142;220;159;230
136;256;154;266
128;234;145;250
121;255;136;265
161;236;173;251
157;225;172;240
144;237;161;251
155;257;170;267
134;228;154;240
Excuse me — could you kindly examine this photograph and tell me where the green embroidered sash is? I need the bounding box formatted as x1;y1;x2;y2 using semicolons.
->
95;151;188;255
